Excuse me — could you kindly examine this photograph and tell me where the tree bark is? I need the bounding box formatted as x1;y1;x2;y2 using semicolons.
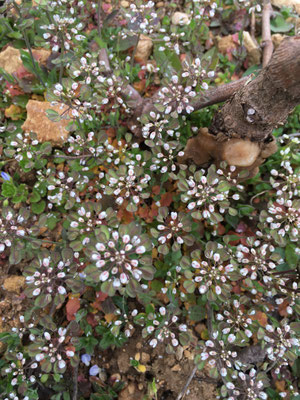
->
210;36;300;142
181;36;300;177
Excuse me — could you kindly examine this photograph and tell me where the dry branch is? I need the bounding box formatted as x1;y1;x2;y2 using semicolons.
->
262;0;274;67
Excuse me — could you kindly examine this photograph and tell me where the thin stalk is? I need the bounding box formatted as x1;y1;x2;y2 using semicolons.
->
12;0;46;87
130;33;141;74
59;33;65;84
97;0;102;38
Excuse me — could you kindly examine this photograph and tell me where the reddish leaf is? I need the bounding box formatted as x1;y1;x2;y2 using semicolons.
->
152;185;160;195
96;291;108;302
250;311;268;327
160;192;173;207
66;297;80;321
278;299;289;317
138;70;146;80
87;313;98;327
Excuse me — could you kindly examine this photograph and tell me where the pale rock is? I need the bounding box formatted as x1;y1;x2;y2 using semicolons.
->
172;12;190;25
120;0;130;7
242;31;261;65
217;35;239;55
22;100;72;144
141;352;150;364
0;46;50;75
135;35;153;63
3;276;25;293
156;1;164;7
272;33;287;49
271;0;300;14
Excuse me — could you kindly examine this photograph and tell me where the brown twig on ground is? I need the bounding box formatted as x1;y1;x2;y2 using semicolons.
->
262;0;274;67
175;365;198;400
251;9;256;39
97;0;102;39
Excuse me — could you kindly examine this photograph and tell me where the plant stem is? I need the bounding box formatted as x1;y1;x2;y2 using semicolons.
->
12;0;46;87
59;33;65;84
130;33;140;74
97;0;102;38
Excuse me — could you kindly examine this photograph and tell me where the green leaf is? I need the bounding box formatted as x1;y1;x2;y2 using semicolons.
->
19;18;35;29
31;200;46;214
286;243;298;268
45;109;61;122
41;374;49;383
30;190;41;203
183;280;195;293
188;305;205;321
270;15;294;32
1;181;16;197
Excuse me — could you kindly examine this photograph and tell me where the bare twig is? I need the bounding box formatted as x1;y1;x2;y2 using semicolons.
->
99;48;111;72
12;1;46;87
98;47;143;107
130;33;141;73
72;365;79;400
262;0;274;67
59;32;64;85
97;0;102;38
175;365;198;400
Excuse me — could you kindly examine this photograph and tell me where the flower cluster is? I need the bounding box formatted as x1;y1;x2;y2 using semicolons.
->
101;164;151;212
150;207;194;254
27;326;78;374
84;223;154;296
234;237;283;281
23;251;79;308
260;198;300;244
180;241;239;300
156;75;196;115
1;352;36;388
0;206;31;255
134;304;188;351
40;1;85;53
178;165;240;225
120;1;159;36
216;300;254;341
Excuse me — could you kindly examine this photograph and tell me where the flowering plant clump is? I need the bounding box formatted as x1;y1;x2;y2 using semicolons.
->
1;352;38;400
101;164;151;212
177;164;241;225
84;223;154;296
150;206;194;254
23;250;82;308
27;325;79;374
180;241;240;300
0;0;299;399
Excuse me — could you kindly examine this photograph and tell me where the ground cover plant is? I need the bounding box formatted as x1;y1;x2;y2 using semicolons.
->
0;0;299;399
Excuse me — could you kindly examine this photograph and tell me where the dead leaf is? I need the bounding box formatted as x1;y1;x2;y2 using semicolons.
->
66;297;80;321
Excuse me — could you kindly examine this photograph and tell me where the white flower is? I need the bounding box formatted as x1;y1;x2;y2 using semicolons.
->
215;286;221;295
59;360;66;369
35;353;44;362
159;307;166;316
136;245;146;254
149;339;157;348
32;288;41;296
